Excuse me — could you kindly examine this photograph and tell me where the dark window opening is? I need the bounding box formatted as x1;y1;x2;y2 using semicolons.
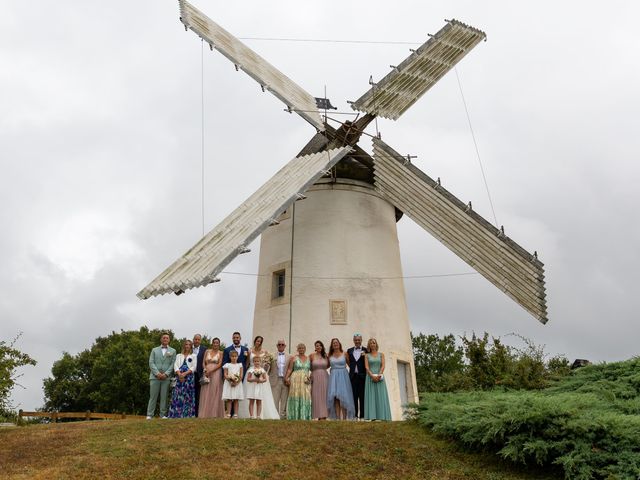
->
273;270;286;298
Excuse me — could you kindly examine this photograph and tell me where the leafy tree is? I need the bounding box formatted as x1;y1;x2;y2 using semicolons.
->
546;354;571;381
461;332;514;389
0;333;37;416
507;333;548;390
412;333;465;392
42;350;93;412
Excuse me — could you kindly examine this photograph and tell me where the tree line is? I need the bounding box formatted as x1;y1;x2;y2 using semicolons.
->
412;331;571;392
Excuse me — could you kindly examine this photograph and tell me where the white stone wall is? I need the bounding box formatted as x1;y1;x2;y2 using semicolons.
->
252;178;418;420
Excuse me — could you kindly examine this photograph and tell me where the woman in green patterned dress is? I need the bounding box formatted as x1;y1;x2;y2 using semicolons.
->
364;338;392;421
285;343;311;420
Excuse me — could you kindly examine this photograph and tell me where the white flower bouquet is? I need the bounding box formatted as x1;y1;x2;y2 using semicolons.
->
252;368;265;381
229;372;241;386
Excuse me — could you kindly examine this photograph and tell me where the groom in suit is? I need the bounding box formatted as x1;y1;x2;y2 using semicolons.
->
192;333;206;416
223;331;249;379
147;332;176;419
347;333;367;421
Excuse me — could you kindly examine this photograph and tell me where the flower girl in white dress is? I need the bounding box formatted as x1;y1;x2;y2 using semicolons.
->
222;350;244;418
245;355;267;419
237;339;280;420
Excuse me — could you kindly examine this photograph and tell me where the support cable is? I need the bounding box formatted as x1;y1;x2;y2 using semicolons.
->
201;38;205;237
455;67;499;228
288;202;296;353
221;270;478;280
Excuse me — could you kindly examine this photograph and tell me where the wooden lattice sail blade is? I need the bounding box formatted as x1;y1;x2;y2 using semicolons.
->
372;138;548;323
352;20;486;121
178;0;324;131
138;147;350;299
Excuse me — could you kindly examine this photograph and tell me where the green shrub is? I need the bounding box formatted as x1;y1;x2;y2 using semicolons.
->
416;358;640;479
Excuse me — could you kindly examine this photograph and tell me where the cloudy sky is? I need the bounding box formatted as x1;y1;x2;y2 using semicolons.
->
2;0;639;410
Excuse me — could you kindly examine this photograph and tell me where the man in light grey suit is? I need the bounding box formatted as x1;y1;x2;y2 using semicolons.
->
269;339;290;419
146;332;176;419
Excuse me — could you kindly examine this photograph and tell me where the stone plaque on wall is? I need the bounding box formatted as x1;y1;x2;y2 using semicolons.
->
330;300;347;325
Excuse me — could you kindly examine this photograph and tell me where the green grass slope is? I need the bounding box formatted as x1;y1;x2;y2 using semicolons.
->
0;419;557;479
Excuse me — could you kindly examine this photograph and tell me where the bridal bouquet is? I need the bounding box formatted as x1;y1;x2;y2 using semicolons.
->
261;352;274;369
229;372;241;385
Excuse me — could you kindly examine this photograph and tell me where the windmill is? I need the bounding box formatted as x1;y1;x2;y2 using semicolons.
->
138;0;547;419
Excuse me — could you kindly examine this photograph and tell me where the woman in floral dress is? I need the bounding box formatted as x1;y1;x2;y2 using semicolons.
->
168;339;197;418
285;343;311;420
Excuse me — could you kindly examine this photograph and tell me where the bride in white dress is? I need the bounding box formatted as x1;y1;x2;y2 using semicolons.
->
238;336;280;420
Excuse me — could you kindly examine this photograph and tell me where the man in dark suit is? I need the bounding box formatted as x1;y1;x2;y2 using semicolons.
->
223;331;249;379
347;333;367;420
192;333;206;416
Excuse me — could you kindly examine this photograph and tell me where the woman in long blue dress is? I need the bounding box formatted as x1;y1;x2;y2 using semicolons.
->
326;338;355;420
168;339;197;418
364;338;392;421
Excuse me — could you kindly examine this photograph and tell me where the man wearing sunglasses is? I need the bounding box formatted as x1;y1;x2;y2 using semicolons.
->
269;339;290;419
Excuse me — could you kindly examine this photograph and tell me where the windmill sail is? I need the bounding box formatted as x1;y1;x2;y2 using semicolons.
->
352;20;486;121
372;138;547;323
178;0;325;131
137;147;350;299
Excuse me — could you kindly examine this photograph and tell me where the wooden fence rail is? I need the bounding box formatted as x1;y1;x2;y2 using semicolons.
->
19;410;146;422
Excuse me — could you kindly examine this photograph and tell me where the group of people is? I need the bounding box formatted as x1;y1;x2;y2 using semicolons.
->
147;331;392;421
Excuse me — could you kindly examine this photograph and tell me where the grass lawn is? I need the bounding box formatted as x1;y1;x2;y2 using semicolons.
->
0;419;560;479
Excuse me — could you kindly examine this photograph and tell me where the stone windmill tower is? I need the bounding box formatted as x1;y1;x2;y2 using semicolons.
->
138;0;548;419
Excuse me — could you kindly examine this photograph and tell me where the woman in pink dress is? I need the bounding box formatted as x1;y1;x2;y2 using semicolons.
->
310;340;329;420
198;337;225;418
